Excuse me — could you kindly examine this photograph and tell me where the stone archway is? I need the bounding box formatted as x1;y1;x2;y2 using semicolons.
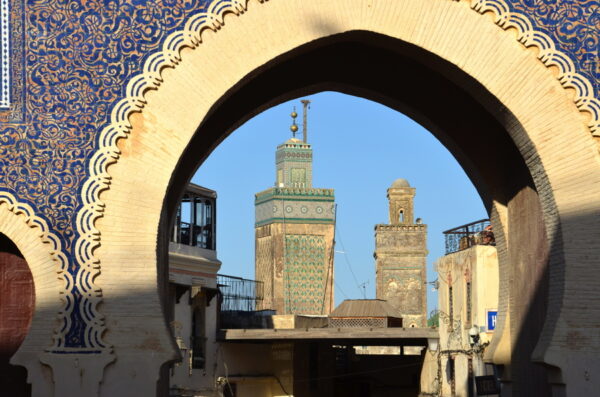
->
79;1;599;396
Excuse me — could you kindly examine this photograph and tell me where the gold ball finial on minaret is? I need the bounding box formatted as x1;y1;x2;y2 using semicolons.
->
290;107;299;138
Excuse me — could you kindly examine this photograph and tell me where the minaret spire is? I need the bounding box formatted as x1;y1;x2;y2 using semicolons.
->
301;99;310;143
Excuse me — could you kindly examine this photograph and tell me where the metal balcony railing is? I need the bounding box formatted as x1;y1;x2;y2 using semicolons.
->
443;219;495;255
217;274;264;312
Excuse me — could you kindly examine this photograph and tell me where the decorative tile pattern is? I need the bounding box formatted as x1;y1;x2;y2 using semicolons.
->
510;0;599;97
284;234;327;314
0;0;215;352
255;197;335;226
0;0;595;351
472;0;600;134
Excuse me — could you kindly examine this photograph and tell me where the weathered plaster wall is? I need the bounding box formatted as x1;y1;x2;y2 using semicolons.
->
436;245;500;397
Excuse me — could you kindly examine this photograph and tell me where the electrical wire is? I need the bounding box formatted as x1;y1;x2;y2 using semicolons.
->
274;375;291;395
335;225;365;298
334;280;350;300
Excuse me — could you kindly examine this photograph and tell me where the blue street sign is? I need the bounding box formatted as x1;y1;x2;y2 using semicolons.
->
487;310;497;331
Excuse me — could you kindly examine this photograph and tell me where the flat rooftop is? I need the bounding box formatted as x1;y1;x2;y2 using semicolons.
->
220;327;439;345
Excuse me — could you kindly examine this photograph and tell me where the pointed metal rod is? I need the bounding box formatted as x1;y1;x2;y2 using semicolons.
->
301;99;310;143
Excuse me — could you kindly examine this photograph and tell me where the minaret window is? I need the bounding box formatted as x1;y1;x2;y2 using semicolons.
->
291;168;306;187
399;210;404;223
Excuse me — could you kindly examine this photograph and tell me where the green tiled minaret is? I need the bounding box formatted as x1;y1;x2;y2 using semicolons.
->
254;100;336;315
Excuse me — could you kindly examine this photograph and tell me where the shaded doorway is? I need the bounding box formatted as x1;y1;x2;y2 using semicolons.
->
0;233;34;396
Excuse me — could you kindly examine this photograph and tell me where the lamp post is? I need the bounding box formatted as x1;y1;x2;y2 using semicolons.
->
467;325;481;397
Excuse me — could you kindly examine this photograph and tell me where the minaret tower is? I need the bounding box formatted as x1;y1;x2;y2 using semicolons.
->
374;179;428;327
255;101;336;315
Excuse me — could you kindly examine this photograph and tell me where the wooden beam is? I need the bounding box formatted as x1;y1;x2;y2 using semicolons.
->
220;327;438;343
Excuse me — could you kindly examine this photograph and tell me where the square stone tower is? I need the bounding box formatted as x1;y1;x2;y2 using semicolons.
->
255;102;335;315
374;179;428;327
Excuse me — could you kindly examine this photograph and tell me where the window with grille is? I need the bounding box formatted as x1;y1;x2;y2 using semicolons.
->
449;357;456;396
191;293;206;369
448;286;454;331
466;281;472;328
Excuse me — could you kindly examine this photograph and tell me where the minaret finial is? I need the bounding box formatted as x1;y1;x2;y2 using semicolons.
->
290;107;298;138
301;99;311;143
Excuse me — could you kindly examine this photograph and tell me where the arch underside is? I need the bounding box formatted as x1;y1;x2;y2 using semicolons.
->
85;1;600;396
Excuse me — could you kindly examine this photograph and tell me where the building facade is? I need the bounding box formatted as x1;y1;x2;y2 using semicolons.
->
420;220;499;397
374;179;428;328
255;104;335;315
168;185;290;397
167;184;222;396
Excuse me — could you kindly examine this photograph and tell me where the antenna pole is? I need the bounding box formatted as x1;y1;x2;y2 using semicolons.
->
301;99;310;143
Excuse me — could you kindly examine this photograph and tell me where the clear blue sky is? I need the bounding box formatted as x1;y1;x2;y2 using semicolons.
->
193;91;487;314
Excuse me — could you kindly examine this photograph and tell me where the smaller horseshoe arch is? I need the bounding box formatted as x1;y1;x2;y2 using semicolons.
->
0;233;34;397
0;195;69;397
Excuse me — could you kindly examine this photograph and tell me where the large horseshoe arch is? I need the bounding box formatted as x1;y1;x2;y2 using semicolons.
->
81;1;600;396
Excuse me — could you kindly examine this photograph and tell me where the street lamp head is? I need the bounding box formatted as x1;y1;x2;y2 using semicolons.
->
469;325;480;346
427;338;439;352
